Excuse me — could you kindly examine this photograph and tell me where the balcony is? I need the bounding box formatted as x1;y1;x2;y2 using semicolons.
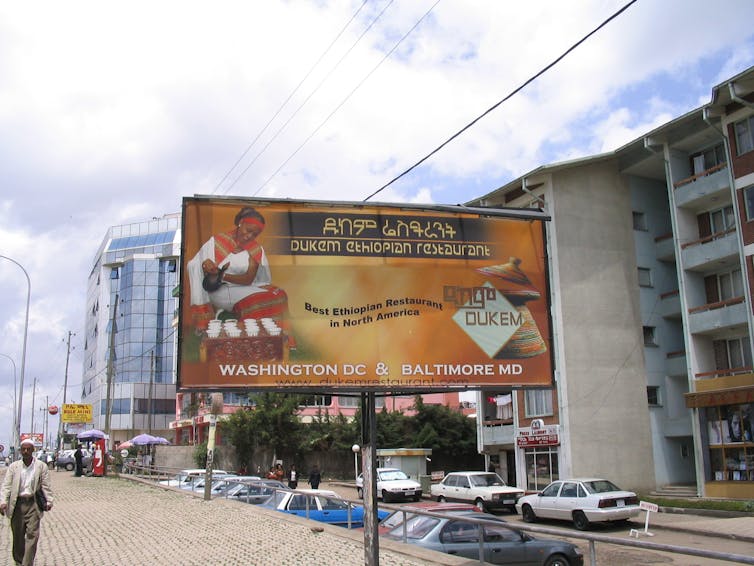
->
481;419;514;447
655;233;675;262
659;290;681;319
687;297;747;335
680;228;738;272
673;163;730;210
666;350;688;377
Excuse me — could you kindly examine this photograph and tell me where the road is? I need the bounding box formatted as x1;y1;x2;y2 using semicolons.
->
321;482;754;565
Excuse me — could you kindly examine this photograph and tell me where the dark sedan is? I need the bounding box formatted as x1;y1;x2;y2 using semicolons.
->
384;510;584;566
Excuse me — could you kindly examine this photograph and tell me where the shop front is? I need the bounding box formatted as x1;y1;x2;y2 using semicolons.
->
685;375;754;499
516;420;560;491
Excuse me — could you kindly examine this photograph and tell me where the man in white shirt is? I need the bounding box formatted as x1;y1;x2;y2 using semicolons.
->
0;439;53;565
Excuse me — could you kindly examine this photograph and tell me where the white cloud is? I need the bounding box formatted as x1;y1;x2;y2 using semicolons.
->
0;0;754;449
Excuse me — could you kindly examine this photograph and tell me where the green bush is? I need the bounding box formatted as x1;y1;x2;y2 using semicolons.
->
640;495;754;513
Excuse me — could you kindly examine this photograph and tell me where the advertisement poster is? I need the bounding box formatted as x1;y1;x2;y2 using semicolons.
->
178;197;552;392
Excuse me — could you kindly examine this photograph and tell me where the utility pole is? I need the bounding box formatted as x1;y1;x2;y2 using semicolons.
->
43;395;49;450
57;331;74;451
30;378;37;441
104;295;118;456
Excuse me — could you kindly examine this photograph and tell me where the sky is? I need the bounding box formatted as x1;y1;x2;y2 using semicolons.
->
2;0;754;453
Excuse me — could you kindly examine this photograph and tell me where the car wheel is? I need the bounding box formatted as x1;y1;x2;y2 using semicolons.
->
437;495;446;503
521;504;537;523
573;510;590;531
543;553;571;566
413;494;421;502
356;487;363;498
65;463;74;471
474;498;485;512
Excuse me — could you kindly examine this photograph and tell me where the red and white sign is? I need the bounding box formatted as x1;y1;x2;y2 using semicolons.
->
516;424;559;447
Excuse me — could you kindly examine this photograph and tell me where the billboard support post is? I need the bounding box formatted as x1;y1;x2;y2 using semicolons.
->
362;392;379;566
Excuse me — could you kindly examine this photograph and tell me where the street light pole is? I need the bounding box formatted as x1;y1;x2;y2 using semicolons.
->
0;255;30;457
352;443;360;481
0;353;17;455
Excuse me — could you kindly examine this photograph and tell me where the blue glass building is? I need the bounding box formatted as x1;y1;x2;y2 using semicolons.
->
81;214;180;444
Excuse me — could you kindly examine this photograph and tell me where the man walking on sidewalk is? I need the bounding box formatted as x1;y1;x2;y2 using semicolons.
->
0;438;54;565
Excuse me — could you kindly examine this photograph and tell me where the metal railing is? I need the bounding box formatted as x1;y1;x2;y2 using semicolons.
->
124;467;754;564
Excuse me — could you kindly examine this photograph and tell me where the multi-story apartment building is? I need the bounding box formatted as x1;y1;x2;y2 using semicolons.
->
81;214;181;446
467;66;754;499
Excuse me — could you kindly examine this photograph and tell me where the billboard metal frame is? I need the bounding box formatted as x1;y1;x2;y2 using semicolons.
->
177;196;553;394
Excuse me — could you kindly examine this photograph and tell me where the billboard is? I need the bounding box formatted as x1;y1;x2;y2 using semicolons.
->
61;403;93;423
178;197;552;392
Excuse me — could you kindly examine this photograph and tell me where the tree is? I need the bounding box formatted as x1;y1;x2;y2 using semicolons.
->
223;408;256;470
249;393;306;463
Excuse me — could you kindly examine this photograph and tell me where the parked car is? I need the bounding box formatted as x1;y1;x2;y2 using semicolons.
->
430;471;524;513
355;467;422;502
384;510;584;565
55;449;91;471
225;479;286;504
516;478;640;531
260;488;389;528
158;468;228;489
375;501;476;535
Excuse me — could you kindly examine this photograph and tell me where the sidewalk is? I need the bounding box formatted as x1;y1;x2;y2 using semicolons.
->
0;470;467;566
641;506;754;543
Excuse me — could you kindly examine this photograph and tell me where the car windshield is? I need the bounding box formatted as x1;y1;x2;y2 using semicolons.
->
379;469;409;481
469;473;504;487
583;480;621;494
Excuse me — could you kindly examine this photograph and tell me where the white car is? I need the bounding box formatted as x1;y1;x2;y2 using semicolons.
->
516;478;640;530
430;471;524;513
159;468;228;489
356;467;422;502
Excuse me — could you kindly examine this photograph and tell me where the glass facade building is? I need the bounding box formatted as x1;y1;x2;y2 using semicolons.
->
81;214;181;444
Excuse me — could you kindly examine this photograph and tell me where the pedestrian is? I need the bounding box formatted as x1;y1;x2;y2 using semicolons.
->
274;463;284;482
0;438;54;566
308;464;321;490
288;464;298;489
73;446;84;477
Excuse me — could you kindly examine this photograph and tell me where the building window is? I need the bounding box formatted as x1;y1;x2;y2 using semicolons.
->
110;267;119;279
745;187;754;221
638;267;652;287
698;206;735;240
647;386;660;406
301;395;332;407
632;211;647;231
690;143;726;174
713;337;753;371
734;115;754;155
643;326;657;346
524;389;553;417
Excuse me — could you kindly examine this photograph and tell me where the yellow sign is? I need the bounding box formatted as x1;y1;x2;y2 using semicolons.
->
62;404;93;423
178;197;552;391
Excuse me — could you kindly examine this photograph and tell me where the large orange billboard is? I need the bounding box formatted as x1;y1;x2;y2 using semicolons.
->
178;197;552;392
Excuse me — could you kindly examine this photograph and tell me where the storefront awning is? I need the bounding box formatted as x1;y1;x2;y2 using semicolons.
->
684;386;754;408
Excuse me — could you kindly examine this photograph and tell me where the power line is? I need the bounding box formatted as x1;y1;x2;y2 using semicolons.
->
214;0;373;196
362;0;639;202
252;0;441;197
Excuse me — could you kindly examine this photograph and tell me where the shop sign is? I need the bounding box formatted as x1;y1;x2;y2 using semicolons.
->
516;424;559;447
61;403;93;423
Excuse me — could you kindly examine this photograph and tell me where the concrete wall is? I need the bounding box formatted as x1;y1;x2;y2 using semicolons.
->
551;160;656;492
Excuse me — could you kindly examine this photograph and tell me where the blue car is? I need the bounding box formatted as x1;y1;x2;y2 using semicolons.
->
260;488;388;528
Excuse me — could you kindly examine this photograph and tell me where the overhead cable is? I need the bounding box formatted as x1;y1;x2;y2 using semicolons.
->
362;0;639;202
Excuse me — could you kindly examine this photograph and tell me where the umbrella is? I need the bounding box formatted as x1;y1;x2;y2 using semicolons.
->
151;436;171;445
130;433;159;446
116;441;133;450
77;429;107;440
